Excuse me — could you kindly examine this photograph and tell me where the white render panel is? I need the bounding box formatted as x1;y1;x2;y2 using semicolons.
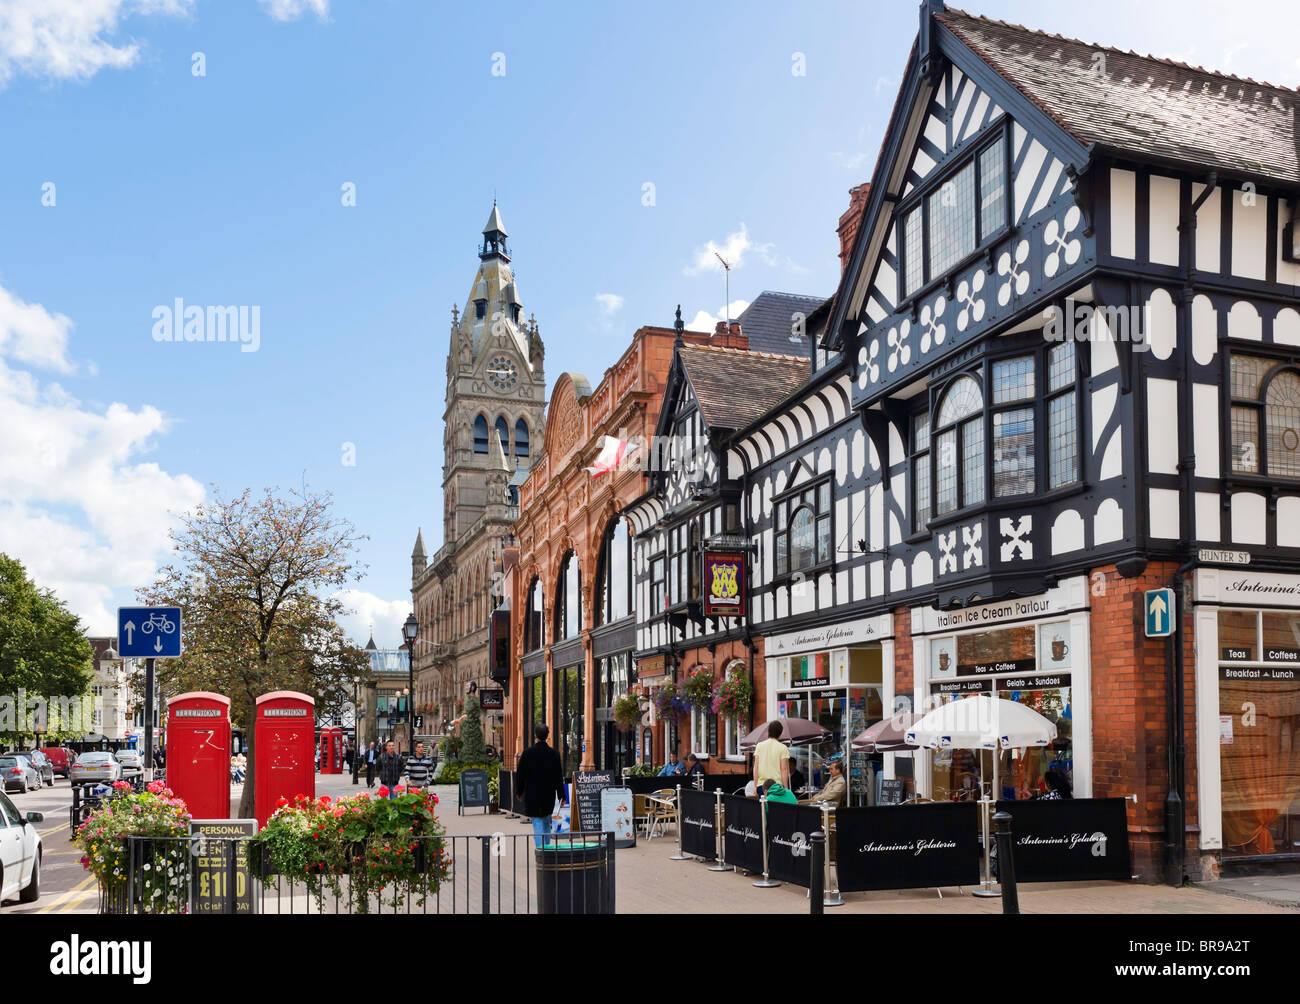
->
1228;300;1262;341
962;93;991;140
1091;384;1117;451
1091;323;1118;373
1193;383;1220;479
868;560;883;596
1146;287;1176;361
834;437;849;487
1276;307;1300;346
1192;295;1217;365
1099;434;1123;481
1146;379;1179;474
1109;168;1136;259
1148;489;1181;540
1230;191;1267;280
1195;492;1221;542
1148;175;1182;266
817;572;832;609
869;483;884;551
854;563;868;601
851;428;866;479
924;112;946;153
1051;509;1085;553
835;569;849;603
1278;497;1300;548
1093;497;1123;545
1193;183;1221;272
1280;201;1300;286
1015;140;1048;221
1230;493;1266;545
890;558;906;592
912;551;934;587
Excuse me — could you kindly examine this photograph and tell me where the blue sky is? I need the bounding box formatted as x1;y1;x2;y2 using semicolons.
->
0;0;1294;646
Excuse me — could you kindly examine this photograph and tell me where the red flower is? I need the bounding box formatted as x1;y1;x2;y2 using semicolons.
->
377;785;390;797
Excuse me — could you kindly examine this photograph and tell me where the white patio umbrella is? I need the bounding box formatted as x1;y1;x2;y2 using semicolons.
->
906;695;1057;751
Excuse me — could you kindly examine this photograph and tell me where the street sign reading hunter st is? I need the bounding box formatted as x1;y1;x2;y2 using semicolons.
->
117;606;183;658
1144;589;1175;639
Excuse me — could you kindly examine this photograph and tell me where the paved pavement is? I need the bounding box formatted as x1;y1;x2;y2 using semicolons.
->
8;769;1295;914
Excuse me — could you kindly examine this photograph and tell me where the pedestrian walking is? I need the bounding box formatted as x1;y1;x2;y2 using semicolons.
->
376;740;405;798
753;720;790;790
364;740;378;787
406;741;435;788
515;724;567;848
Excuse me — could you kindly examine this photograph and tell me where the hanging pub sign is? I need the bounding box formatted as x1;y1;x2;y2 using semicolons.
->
993;797;1132;882
480;688;505;710
834;803;981;891
702;550;746;618
678;787;717;860
722;795;765;874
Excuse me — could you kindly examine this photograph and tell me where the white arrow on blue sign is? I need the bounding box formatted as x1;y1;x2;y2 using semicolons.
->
117;606;183;658
1144;588;1175;639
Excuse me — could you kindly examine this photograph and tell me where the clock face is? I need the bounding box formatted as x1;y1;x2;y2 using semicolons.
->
487;356;517;391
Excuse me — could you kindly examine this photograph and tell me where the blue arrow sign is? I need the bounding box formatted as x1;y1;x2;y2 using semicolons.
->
1144;588;1175;638
117;606;183;658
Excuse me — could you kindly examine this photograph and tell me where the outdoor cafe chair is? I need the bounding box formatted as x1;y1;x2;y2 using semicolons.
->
644;788;677;841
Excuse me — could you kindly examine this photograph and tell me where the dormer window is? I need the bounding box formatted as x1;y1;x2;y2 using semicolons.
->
900;131;1008;299
475;299;487;320
510;304;521;323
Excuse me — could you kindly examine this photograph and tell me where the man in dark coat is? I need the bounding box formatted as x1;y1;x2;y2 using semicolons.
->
364;740;378;787
514;724;567;847
376;740;405;797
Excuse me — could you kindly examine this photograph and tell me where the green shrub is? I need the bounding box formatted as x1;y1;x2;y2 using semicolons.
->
431;761;498;787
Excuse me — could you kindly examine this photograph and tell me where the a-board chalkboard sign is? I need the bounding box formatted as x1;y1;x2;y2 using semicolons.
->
573;769;617;833
458;768;489;814
879;778;905;805
189;819;257;914
600;786;636;848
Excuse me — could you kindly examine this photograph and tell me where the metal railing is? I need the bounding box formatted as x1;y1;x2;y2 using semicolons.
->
100;830;615;915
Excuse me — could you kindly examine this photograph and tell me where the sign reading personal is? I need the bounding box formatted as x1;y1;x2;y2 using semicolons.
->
189;819;257;914
764;802;822;886
722;795;765;874
834;803;981;892
458;768;489;814
573;769;617;834
702;550;746;617
994;797;1132;882
679;787;717;860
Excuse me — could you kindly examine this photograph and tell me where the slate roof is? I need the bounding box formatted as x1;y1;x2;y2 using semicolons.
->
736;292;828;357
678;344;809;432
939;8;1300;185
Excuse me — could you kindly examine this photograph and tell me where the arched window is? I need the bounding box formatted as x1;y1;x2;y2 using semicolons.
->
934;375;984;515
597;518;631;625
556;552;581;640
525;577;544;652
790;506;816;570
494;417;509;455
1267;373;1300;477
514;418;530;458
1230;356;1300;478
473;414;489;454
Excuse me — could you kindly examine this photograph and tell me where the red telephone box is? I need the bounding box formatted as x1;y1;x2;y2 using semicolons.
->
253;691;315;828
318;726;342;774
166;692;231;821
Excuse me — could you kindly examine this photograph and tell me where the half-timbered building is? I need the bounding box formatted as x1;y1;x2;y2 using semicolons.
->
725;3;1300;881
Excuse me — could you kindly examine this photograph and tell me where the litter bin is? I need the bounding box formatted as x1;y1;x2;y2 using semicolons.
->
535;835;612;914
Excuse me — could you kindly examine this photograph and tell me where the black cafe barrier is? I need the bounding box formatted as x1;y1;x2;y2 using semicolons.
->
765;802;823;887
678;787;718;861
498;769;514;815
834;802;982;892
722;795;765;875
994;797;1132;882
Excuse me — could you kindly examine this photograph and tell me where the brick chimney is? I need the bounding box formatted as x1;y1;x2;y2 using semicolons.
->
711;320;748;350
837;182;871;276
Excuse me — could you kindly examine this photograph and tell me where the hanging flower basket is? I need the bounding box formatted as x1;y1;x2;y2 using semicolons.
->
711;665;754;718
682;665;715;710
613;694;640;732
651;682;689;721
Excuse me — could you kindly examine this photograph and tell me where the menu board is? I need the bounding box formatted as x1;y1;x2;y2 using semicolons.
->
879;779;905;805
847;700;868;808
459;768;489;814
572;769;617;834
599;786;636;848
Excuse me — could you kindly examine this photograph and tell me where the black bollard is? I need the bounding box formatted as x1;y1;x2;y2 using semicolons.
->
993;810;1019;915
809;830;825;915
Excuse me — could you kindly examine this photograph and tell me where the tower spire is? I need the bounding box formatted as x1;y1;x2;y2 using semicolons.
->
481;202;509;261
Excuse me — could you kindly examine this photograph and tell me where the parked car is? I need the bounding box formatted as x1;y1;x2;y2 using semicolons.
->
0;757;40;794
38;748;72;779
114;749;144;778
0;791;42;905
70;753;121;785
19;752;54;788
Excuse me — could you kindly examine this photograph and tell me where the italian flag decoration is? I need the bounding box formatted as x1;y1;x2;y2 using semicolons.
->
584;435;634;477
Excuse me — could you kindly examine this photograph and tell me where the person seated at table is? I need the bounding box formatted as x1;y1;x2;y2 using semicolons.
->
658;750;687;776
684;753;705;778
758;778;798;804
789;763;806;794
1037;768;1073;800
808;758;846;807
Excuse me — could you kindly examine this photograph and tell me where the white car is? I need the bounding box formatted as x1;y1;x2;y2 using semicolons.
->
0;791;42;905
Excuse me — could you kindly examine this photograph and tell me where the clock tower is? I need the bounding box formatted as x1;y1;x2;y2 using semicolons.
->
410;203;546;741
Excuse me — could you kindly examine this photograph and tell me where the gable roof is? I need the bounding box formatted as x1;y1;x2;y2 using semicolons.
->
736;292;827;356
939;7;1300;186
677;344;809;432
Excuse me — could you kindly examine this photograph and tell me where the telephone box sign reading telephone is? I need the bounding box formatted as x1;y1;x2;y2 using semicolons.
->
167;691;231;821
253;691;315;828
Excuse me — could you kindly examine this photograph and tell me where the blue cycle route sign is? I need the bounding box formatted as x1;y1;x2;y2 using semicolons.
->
117;606;183;658
1143;589;1175;639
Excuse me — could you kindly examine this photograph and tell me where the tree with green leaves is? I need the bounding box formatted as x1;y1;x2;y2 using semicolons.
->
138;487;372;819
460;690;486;764
0;554;93;746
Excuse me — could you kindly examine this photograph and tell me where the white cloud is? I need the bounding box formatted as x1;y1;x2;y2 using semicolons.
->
332;588;409;649
0;0;194;86
0;281;204;634
594;293;623;315
686;299;750;333
684;223;806;276
258;0;330;22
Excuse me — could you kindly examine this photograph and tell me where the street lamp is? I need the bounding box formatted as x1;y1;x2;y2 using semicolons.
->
402;612;418;756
